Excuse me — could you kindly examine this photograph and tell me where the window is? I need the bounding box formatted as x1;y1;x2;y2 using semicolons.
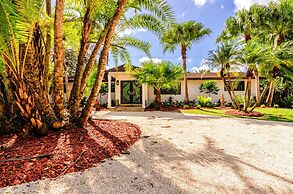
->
154;83;181;95
224;81;245;91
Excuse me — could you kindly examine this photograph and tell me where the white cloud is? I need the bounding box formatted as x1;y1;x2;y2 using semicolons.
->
193;0;215;7
221;5;224;9
139;57;162;64
233;0;278;11
118;28;146;37
191;64;210;72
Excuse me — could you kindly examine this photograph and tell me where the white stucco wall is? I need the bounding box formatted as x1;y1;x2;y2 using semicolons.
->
74;71;257;106
147;79;257;104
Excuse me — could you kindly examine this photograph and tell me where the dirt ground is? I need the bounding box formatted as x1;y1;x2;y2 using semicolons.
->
1;111;293;194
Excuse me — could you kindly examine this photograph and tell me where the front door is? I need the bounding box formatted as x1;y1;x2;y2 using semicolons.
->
121;81;142;104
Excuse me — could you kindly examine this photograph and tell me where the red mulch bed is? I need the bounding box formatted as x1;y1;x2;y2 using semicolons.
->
0;120;141;188
225;109;264;117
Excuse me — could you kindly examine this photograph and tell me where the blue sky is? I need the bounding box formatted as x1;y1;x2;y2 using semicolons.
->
111;0;276;72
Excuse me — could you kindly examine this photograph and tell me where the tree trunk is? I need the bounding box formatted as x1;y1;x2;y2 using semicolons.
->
155;88;161;109
254;68;260;102
244;76;252;112
181;46;189;103
226;71;240;109
79;23;111;100
53;0;65;118
23;28;62;130
250;80;271;112
266;80;275;107
244;69;253;112
64;63;69;103
69;7;93;117
44;0;51;91
79;0;128;126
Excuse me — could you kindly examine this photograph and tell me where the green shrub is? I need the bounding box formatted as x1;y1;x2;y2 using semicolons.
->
197;105;201;109
149;102;156;109
183;104;190;109
260;104;266;108
196;96;212;107
273;104;279;108
235;95;244;105
283;96;293;108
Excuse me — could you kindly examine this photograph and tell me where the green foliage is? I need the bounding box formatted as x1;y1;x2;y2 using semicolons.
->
199;80;219;96
260;104;266;108
161;21;211;52
183;104;190;109
149;102;156;109
273;104;279;108
196;96;212;107
133;60;183;91
197;105;201;109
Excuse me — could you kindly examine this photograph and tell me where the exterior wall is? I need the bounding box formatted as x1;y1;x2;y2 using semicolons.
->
147;79;257;104
70;71;257;107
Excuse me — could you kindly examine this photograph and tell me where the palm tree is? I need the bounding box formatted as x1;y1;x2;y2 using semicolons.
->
237;41;268;111
161;21;211;103
204;41;241;109
0;0;62;134
68;0;175;119
133;61;183;108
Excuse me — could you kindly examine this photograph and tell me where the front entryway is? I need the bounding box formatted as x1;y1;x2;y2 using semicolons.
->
121;81;142;104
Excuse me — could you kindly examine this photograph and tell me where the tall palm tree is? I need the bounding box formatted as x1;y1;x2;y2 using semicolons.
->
133;61;183;108
68;0;175;118
204;41;241;109
161;21;211;103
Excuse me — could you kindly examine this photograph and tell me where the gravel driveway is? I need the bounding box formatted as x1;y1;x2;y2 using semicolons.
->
1;111;293;194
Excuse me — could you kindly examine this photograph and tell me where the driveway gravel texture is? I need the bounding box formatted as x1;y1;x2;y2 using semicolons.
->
1;111;293;194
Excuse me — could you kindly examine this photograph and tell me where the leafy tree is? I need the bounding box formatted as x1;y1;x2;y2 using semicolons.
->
204;41;241;109
133;61;183;108
161;21;211;103
199;81;219;97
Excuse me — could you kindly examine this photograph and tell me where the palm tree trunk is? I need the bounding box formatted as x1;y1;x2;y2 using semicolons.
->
44;0;51;91
250;80;271;112
244;76;252;112
226;72;240;109
155;88;161;109
266;80;275;107
181;46;189;103
69;7;93;117
79;23;110;100
244;69;253;112
254;68;260;102
53;0;65;118
79;0;128;126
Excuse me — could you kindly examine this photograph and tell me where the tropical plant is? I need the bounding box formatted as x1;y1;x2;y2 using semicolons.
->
196;96;212;107
161;21;211;103
204;41;241;110
199;80;219;96
133;61;183;108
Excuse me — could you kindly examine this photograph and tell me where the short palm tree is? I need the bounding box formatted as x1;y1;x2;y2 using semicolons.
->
238;41;268;111
133;61;183;108
204;41;241;109
161;21;211;103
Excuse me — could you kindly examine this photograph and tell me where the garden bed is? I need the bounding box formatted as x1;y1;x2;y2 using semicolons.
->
0;120;141;188
225;109;264;117
145;106;182;112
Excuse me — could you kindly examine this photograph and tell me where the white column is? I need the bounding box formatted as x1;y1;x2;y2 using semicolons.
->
142;84;147;108
107;74;111;108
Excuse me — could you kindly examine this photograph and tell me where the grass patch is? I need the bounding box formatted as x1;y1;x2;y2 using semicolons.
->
182;108;293;122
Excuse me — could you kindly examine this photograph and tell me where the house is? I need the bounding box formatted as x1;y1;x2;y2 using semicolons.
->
101;65;258;108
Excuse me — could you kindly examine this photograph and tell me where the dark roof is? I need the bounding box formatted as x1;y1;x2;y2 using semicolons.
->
103;65;140;81
187;72;253;80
